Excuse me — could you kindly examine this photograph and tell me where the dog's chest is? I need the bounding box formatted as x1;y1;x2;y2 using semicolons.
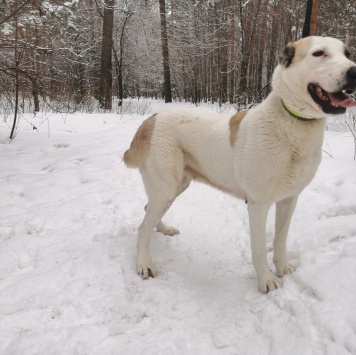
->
256;116;325;200
272;147;321;198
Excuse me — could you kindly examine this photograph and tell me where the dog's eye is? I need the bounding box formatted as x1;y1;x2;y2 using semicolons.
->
345;49;351;59
312;50;325;57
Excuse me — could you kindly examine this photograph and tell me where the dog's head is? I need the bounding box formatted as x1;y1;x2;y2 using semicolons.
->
273;36;356;117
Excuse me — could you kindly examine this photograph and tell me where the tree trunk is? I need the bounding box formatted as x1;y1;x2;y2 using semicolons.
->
247;0;261;104
115;11;133;107
10;0;19;140
114;48;124;107
31;55;40;112
220;1;228;104
310;0;320;36
31;25;40;112
229;0;236;104
99;0;114;110
159;0;172;103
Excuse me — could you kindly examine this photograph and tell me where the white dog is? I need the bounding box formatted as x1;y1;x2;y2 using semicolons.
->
124;36;356;293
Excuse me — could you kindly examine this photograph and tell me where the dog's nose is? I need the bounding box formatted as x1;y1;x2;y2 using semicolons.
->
347;66;356;80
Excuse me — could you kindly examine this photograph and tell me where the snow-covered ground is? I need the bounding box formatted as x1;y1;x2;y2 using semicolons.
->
1;106;356;354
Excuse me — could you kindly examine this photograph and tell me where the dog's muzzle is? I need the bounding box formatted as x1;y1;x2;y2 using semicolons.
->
308;66;356;115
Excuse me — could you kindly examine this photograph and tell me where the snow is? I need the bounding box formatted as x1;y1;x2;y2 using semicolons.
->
1;109;356;354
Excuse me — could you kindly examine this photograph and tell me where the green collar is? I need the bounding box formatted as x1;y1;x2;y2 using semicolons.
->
281;100;316;122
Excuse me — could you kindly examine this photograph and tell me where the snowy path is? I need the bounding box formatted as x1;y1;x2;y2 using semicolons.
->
1;112;356;354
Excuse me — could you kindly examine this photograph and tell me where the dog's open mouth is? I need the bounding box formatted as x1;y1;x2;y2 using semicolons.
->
308;83;356;114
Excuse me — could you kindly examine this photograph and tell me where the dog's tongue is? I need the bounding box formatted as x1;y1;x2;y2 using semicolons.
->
329;93;356;108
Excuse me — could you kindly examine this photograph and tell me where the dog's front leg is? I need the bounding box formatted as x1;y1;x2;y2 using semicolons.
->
273;195;298;277
247;201;282;293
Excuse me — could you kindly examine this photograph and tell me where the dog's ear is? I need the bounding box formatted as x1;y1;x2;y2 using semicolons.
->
277;43;295;67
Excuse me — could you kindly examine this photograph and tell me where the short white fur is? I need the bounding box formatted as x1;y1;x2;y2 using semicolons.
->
124;36;356;293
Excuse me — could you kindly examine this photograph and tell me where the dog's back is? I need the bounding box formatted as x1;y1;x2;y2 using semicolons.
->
124;107;248;198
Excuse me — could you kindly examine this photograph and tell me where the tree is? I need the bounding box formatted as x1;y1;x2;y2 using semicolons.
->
158;0;172;103
311;0;320;36
99;0;115;109
1;0;356;129
113;2;134;107
10;0;20;140
1;0;80;138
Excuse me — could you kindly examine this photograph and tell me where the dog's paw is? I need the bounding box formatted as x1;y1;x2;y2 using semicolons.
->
275;262;295;278
156;223;180;236
137;258;157;279
258;274;283;293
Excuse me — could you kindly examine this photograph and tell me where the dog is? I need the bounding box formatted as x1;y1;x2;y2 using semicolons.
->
124;36;356;293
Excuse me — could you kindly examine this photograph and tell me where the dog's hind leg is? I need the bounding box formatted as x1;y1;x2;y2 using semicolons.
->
144;204;179;236
137;164;190;279
273;195;298;277
152;175;191;236
155;220;180;236
138;191;177;278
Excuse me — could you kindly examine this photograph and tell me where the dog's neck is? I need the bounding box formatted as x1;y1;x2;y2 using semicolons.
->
281;100;317;122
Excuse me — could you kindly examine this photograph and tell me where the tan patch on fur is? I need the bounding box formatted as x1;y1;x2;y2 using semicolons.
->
229;110;247;147
123;114;157;169
293;37;313;61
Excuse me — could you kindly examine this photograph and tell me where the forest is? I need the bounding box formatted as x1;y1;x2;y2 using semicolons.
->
0;0;356;121
1;2;356;350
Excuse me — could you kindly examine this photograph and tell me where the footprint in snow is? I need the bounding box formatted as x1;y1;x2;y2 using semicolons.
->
25;218;45;236
74;157;86;165
54;143;70;149
0;226;12;241
42;165;54;172
80;177;92;184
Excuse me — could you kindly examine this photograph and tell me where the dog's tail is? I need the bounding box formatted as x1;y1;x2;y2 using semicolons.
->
123;114;157;169
123;147;137;168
